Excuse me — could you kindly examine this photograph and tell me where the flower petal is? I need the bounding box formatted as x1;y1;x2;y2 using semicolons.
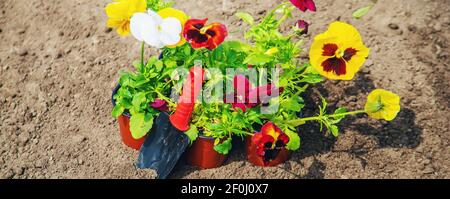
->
160;17;182;45
232;103;247;112
161;17;182;33
309;21;369;80
206;23;228;50
158;8;189;24
105;2;128;19
130;13;150;41
147;9;163;24
305;0;317;12
105;0;147;37
365;89;401;121
252;132;263;145
277;134;290;145
261;122;280;139
140;21;163;48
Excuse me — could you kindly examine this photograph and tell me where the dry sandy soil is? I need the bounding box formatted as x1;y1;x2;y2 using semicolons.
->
0;0;449;179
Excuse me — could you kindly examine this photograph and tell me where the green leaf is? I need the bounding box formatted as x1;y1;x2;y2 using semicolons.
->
235;12;254;25
332;107;348;123
300;73;323;84
281;96;304;112
285;130;300;151
185;125;199;144
330;125;339;137
119;73;133;87
353;5;372;19
117;88;132;99
147;0;173;11
155;60;164;72
129;113;154;139
118;97;133;109
213;138;232;155
319;96;328;115
279;78;289;87
222;41;251;52
132;92;147;108
112;105;125;118
287;119;306;127
244;53;272;65
132;60;143;72
183;45;191;55
164;59;177;68
145;56;158;70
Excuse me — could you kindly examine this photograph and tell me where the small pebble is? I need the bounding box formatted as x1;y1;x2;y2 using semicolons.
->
407;25;417;32
18;28;26;34
104;27;112;33
422;166;434;174
388;23;399;30
13;166;24;175
55;51;63;59
18;49;28;56
433;23;442;32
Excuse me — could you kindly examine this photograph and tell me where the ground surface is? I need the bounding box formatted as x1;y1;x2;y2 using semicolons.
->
0;0;449;179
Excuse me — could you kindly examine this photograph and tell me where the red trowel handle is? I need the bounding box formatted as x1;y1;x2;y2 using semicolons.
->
169;66;205;131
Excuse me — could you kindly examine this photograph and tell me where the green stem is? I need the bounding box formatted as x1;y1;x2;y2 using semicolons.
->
276;3;293;26
154;90;176;107
292;110;367;123
140;42;145;73
330;110;366;118
186;49;200;68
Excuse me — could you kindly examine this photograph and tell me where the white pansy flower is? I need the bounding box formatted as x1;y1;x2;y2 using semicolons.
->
130;10;182;48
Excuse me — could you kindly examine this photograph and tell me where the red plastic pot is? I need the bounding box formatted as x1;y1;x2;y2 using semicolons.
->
185;135;227;169
117;114;146;150
246;136;291;167
112;85;146;150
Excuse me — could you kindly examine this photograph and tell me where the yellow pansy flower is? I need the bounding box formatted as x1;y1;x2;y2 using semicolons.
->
157;8;189;48
105;0;147;37
365;89;401;121
309;21;370;80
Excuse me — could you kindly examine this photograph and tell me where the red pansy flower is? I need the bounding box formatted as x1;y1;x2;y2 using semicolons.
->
225;75;284;112
252;122;290;164
183;18;228;50
290;0;316;12
150;99;169;112
296;20;309;35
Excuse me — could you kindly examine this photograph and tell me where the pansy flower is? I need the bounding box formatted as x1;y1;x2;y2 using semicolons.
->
157;8;189;48
365;89;401;121
230;75;253;112
183;18;228;50
130;9;185;48
309;21;370;80
226;75;284;112
290;0;316;12
252;122;290;164
150;99;169;112
296;20;309;35
105;0;147;36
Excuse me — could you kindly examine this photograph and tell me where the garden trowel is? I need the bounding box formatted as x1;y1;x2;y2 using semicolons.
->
136;66;204;179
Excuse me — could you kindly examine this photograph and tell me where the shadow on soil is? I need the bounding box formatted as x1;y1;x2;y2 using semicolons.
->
169;74;423;179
